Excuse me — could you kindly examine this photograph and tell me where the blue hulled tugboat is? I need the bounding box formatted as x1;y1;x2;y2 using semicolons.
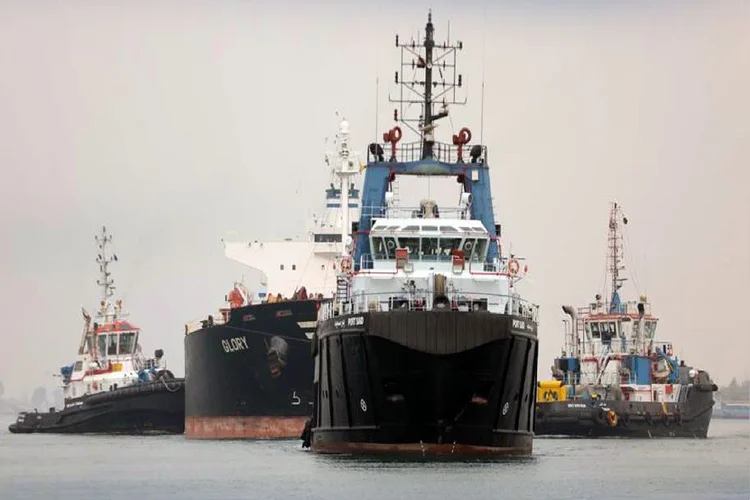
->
534;203;718;438
302;11;540;456
9;227;184;434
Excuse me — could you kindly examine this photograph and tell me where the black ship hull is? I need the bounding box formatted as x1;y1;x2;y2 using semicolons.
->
535;385;716;438
306;311;539;456
184;299;320;439
8;379;185;434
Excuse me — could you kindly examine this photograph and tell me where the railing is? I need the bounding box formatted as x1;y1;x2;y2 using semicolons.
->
357;253;510;273
360;204;473;221
367;140;488;165
318;290;539;322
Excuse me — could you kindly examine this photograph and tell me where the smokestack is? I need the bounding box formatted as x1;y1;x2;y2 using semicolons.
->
562;305;578;357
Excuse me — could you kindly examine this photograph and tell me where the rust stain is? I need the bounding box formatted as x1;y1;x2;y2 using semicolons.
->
185;416;307;440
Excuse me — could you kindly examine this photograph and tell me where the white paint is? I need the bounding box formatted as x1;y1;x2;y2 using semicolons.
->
221;336;249;353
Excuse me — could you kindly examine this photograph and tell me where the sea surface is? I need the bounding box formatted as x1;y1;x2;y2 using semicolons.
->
1;414;748;500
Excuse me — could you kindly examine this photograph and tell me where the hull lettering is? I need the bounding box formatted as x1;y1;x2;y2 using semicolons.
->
222;336;249;353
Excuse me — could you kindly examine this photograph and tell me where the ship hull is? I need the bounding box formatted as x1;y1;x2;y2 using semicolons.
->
307;311;539;456
8;379;185;434
184;300;320;439
535;387;716;438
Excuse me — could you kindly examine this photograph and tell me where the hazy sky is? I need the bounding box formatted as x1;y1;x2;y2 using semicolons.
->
0;1;747;398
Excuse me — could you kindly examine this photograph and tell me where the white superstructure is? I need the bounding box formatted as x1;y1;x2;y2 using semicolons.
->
222;119;363;302
59;227;173;402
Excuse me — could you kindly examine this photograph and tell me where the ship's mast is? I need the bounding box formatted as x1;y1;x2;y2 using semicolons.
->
391;10;466;160
606;202;627;312
326;119;360;257
95;226;119;321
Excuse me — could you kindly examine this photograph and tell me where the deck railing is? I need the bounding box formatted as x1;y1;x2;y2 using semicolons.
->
367;140;488;165
318;290;538;323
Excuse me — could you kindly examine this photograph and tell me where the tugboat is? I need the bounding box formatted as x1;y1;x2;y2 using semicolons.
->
9;227;184;434
534;202;718;438
302;11;540;456
183;118;362;439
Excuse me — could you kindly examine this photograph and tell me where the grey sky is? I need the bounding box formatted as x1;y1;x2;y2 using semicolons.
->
0;1;747;398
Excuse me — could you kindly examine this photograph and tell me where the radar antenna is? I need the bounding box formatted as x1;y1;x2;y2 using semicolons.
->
390;10;466;160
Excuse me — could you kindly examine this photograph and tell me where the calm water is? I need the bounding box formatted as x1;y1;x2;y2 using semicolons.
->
1;414;748;500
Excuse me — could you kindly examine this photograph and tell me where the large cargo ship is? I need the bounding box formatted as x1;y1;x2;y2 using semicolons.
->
9;227;184;435
184;120;362;439
302;11;540;457
534;203;718;438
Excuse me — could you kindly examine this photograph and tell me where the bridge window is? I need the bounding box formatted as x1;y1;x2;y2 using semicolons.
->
421;237;439;257
107;334;118;355
292;264;297;271
439;237;462;256
98;335;107;357
398;237;420;255
645;321;656;338
280;264;284;271
472;238;489;261
118;332;136;355
590;322;601;339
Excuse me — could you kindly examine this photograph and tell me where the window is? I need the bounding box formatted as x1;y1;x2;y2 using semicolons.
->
398;237;420;255
313;233;342;243
280;264;285;271
98;335;107;357
108;334;118;355
383;237;397;258
421;237;439;257
320;265;325;270
292;265;296;271
590;322;601;338
118;332;136;355
472;238;489;261
438;237;462;256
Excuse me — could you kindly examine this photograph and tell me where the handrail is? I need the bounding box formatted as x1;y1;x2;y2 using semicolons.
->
366;140;488;165
319;290;539;322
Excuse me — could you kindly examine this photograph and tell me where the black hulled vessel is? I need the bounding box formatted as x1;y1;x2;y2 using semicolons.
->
303;12;540;456
9;227;184;435
534;203;718;438
184;120;362;439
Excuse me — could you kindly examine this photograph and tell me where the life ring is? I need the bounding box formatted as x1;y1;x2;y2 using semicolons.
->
606;410;618;427
340;256;353;273
92;381;99;391
508;259;520;276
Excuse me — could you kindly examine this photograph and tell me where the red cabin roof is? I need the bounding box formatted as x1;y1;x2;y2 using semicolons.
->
94;320;140;333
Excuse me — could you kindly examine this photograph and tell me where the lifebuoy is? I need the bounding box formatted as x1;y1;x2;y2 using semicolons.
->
508;259;520;276
92;381;99;391
606;410;618;427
